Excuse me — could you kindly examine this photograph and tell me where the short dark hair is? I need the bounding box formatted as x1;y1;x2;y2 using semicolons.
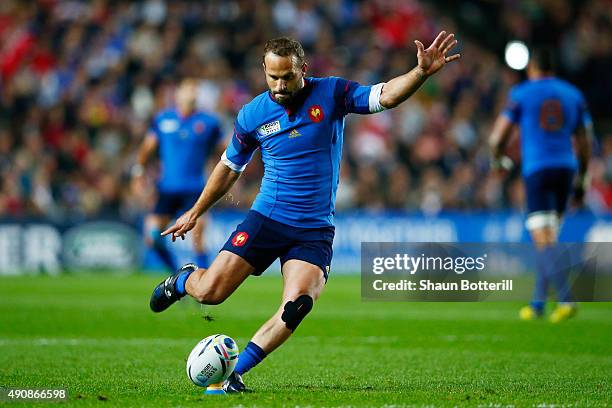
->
263;37;305;66
530;46;556;72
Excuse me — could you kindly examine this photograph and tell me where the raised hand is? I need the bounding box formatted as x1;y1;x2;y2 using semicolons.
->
161;209;198;241
414;31;460;77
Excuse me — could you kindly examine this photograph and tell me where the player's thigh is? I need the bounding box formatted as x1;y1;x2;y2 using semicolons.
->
525;169;561;245
281;259;326;302
552;168;575;216
279;229;333;301
525;170;555;216
221;210;286;276
188;250;255;302
206;249;255;289
525;168;575;247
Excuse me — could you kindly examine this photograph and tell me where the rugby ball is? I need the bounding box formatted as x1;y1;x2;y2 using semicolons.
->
186;334;239;387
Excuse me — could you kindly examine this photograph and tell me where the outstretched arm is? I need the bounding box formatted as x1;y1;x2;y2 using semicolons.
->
162;161;241;241
379;31;460;109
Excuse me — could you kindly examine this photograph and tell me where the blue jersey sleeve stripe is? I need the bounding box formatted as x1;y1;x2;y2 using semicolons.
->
233;129;254;148
331;77;374;115
342;80;374;115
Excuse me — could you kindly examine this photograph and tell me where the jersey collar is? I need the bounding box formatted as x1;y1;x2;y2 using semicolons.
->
267;78;314;117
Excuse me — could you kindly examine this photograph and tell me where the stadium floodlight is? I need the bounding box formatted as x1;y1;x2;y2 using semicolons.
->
504;41;530;70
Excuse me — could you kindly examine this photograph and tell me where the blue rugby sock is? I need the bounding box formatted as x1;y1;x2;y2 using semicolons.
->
195;252;209;269
531;248;549;313
175;267;195;296
151;229;178;271
546;245;573;303
235;341;267;375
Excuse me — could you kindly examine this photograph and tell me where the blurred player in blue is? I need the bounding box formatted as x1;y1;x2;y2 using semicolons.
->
133;78;223;272
490;48;592;323
150;34;460;392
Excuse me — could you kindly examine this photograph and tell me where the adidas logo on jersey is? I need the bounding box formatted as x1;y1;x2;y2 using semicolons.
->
288;129;301;138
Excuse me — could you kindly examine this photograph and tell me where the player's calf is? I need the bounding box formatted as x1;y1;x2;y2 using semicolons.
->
233;294;314;380
189;283;227;305
281;294;313;331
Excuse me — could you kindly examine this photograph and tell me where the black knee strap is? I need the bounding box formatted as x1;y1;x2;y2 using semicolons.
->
281;294;313;332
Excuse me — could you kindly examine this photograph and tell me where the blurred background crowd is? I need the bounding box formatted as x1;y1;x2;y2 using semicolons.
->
1;0;611;221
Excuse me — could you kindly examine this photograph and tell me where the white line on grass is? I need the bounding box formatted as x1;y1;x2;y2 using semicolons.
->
0;336;403;347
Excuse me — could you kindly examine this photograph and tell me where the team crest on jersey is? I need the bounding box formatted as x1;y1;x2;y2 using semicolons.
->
308;105;324;123
232;232;249;247
256;120;281;137
193;120;206;134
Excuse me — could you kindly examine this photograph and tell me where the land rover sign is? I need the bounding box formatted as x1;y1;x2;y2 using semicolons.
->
63;222;141;270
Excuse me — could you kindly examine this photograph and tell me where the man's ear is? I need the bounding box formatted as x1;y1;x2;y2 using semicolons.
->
301;63;308;75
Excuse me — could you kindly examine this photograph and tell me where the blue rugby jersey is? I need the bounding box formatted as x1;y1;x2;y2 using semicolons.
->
222;76;385;228
502;77;592;176
149;108;222;193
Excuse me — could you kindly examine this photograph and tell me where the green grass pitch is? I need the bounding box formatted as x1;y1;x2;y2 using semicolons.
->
1;273;610;407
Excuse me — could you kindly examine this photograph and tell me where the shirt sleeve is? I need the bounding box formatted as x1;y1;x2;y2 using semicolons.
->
502;87;521;123
332;77;386;116
221;112;259;173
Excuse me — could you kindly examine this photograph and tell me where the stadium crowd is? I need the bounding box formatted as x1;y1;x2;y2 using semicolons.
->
0;0;611;220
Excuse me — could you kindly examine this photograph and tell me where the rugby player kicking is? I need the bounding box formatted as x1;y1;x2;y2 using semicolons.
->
150;33;460;392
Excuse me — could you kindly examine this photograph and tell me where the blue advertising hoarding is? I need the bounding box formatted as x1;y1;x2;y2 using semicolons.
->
1;211;610;275
165;211;612;274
